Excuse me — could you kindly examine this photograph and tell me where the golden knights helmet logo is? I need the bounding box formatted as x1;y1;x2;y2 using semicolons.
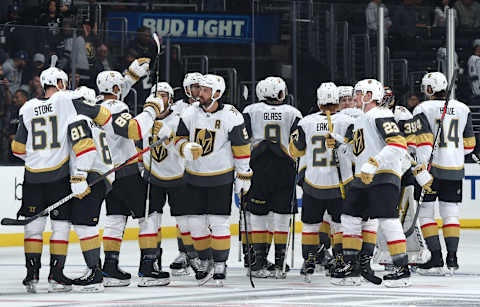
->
353;128;365;157
194;128;216;156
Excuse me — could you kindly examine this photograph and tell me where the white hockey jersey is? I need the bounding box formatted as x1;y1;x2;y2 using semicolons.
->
68;114;115;190
243;102;302;160
351;107;407;188
340;107;363;119
12;90;111;183
171;99;194;116
175;103;251;187
290;111;354;199
143;111;184;187
413;99;475;180
393;105;416;153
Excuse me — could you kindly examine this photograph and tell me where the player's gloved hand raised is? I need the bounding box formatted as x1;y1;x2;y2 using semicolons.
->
126;58;150;81
70;170;91;199
75;86;97;105
412;164;433;193
359;157;379;184
180;142;203;161
326;132;346;149
234;169;253;195
144;94;167;118
153;120;173;145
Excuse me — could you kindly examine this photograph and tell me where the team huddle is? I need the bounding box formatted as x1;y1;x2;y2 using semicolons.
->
11;56;476;292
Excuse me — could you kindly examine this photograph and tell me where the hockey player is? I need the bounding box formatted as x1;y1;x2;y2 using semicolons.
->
242;76;302;279
413;72;476;275
289;82;354;282
331;79;427;287
168;72;202;276
95;63;173;287
174;74;252;286
11;67;114;293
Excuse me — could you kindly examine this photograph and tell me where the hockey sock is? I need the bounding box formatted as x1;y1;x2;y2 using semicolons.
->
302;223;321;259
266;212;274;257
103;215;127;258
24;216;47;263
319;220;331;249
138;213;158;257
155;213;162;258
361;219;378;256
209;215;231;263
379;218;407;264
341;214;362;262
273;213;289;265
50;220;71;268
74;225;100;268
175;226;186;253
250;213;268;257
189;215;212;260
176;216;197;258
439;201;460;253
330;222;343;256
419;202;442;252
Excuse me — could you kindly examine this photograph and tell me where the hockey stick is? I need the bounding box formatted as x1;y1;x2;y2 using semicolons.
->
238;204;242;262
144;32;162;220
404;69;458;237
240;189;255;288
283;158;299;274
1;136;168;226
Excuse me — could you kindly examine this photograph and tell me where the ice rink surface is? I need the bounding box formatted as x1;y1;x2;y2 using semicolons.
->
1;230;480;307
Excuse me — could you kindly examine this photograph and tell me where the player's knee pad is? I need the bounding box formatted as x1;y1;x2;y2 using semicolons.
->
188;215;210;238
361;218;378;233
418;201;436;225
24;216;47;239
208;215;230;237
272;213;290;232
138;214;157;235
439;201;459;222
303;223;321;233
50;220;71;241
103;215;127;239
378;218;406;242
74;224;98;239
249;213;267;232
341;214;362;236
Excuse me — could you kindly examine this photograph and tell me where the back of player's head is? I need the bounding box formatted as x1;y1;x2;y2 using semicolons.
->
421;72;447;98
317;82;339;107
256;79;266;102
96;70;124;99
262;76;287;103
183;72;203;98
40;67;68;92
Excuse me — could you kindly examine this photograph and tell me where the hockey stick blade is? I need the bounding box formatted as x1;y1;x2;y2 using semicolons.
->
2;135;168;226
50;54;58;68
152;33;161;55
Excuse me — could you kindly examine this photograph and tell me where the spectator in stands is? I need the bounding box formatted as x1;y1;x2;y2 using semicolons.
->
366;0;392;35
433;0;457;27
2;51;27;94
392;0;417;45
468;39;480;104
37;0;62;52
91;43;111;82
28;75;42;99
6;88;27;163
454;0;480;28
69;17;92;87
0;63;12;113
128;26;156;61
415;0;432;28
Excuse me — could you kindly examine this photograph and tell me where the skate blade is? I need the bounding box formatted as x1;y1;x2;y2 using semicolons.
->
103;278;131;287
383;278;411;288
171;268;190;276
417;267;445;276
48;282;72;293
74;283;104;293
24;283;38;294
197;272;214;286
138;277;170;287
330;277;362;286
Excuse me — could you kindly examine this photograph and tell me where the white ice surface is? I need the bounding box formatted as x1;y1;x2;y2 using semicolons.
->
1;230;480;307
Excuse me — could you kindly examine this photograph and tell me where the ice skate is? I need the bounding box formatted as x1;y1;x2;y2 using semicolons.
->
417;252;445;276
102;258;131;287
330;260;361;286
73;266;104;293
138;257;170;287
213;262;226;287
48;261;73;293
383;265;411;288
23;257;40;294
170;252;190;276
359;253;382;285
195;259;213;286
446;252;459;275
300;253;316;283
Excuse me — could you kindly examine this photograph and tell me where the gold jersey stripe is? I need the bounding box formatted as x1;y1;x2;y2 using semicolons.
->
128;119;142;141
362;231;377;244
305;176;354;189
192;236;211;251
274;232;288;245
421;224;439;238
417;133;434;146
232;144;251;158
302;233;320;245
186;167;234;177
93;106;111;126
211;236;230;251
138;234;157;249
343;236;362;251
387;240;406;256
144;163;184;181
464;136;476;149
11;140;26;155
406;134;416;145
50;241;68;256
25;156;69;173
80;236;100;252
385;135;407;148
72;138;96;156
289;141;305;158
442;225;460;238
431;163;464;171
24;240;43;254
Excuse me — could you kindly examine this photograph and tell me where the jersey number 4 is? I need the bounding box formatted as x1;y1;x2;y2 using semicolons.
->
436;118;459;148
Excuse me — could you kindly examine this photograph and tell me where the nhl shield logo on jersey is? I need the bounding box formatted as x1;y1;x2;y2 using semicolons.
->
353;128;365;156
194;128;216;156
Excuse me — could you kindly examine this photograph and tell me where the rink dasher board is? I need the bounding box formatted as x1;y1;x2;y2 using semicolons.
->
0;163;479;246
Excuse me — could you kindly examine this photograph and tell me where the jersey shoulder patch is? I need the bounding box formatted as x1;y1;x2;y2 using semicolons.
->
102;99;129;114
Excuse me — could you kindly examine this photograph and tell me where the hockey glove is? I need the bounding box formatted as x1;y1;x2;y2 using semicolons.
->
359;157;379;184
70;170;91;199
234;170;253;195
126;58;150;81
412;164;433;193
180;142;203;161
326;132;347;149
144;95;166;118
153;120;173;145
75;86;97;105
